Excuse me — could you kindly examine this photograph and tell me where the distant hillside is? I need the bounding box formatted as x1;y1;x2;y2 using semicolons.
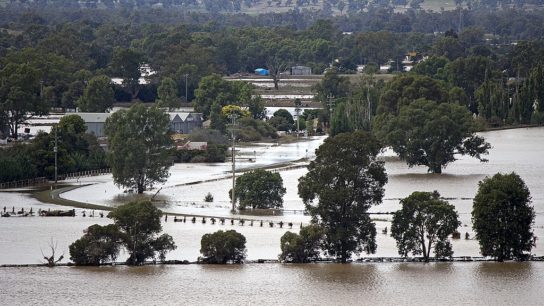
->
0;0;472;14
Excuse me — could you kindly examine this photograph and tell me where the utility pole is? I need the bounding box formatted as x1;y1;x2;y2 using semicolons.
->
184;73;189;103
228;113;239;212
327;94;335;131
54;124;58;189
367;88;371;130
294;98;301;139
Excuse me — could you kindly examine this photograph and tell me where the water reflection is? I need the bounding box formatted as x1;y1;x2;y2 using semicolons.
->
2;263;543;305
475;261;533;278
394;262;456;274
284;263;380;285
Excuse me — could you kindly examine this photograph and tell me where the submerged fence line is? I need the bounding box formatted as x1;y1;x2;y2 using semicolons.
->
0;177;48;189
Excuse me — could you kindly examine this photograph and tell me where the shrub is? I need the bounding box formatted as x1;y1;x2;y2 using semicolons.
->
204;192;214;202
279;225;323;263
69;224;122;266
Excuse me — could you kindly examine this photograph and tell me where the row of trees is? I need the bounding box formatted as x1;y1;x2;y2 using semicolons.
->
2;10;544;124
70;199;247;265
4;4;544;36
278;131;535;263
70;160;536;265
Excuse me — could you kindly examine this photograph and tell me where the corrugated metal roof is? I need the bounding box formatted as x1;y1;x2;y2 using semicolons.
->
169;113;181;122
70;113;112;123
168;112;202;122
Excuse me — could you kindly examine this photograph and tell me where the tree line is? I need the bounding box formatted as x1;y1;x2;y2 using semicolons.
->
2;9;544;139
69;131;536;265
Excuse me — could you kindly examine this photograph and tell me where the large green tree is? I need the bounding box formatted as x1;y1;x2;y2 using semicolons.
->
77;75;114;112
472;173;536;261
377;74;449;115
193;74;253;119
107;200;176;265
156;77;180;110
330;102;353;136
69;224;122;266
230;169;286;210
374;99;490;173
391;191;460;261
269;108;294;132
105;103;173;193
0;63;46;139
298;131;388;263
111;47;143;99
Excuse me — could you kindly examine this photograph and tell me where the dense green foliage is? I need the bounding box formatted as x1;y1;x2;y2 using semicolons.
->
194;75;253;119
200;230;247;264
1;5;544;186
472;173;536;261
374;99;490;173
156;77;180;110
298;131;387;263
0;114;107;183
70;200;176;265
174;143;228;163
279;224;323;263
77;75;115;112
107;200;176;265
391;191;460;261
0;62;46;139
269;109;295;132
105;104;173;193
69;224;122;266
0;8;543;137
230;169;286;209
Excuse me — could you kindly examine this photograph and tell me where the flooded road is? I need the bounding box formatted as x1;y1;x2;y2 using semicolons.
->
2;262;542;305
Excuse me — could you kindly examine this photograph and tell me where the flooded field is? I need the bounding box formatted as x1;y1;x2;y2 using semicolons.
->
2;127;544;305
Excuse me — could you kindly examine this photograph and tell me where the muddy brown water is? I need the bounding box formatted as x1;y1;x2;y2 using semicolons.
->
1;262;542;305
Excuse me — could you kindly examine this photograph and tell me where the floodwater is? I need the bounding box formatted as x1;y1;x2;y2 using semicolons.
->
3;128;544;263
1;262;543;305
2;128;544;305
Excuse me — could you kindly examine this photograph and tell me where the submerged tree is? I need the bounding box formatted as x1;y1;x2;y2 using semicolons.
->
69;224;123;266
200;230;246;264
391;191;460;261
298;131;387;263
279;224;323;263
108;200;177;265
230;169;286;209
472;173;536;261
105;103;173;193
374;99;490;173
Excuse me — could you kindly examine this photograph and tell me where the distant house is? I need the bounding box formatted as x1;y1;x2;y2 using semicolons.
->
178;141;208;151
71;113;112;138
291;66;312;75
379;65;391;73
168;112;203;134
70;111;202;138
